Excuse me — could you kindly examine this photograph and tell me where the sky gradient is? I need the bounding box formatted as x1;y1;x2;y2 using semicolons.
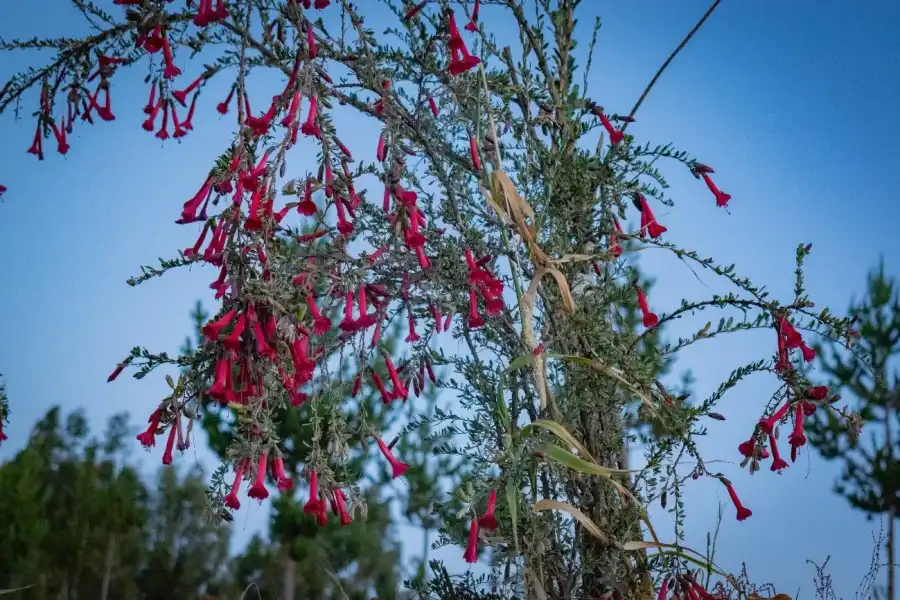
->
1;1;899;597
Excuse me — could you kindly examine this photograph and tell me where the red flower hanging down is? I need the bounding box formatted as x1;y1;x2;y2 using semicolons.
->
787;404;807;463
465;0;481;31
597;109;625;145
303;470;324;515
692;163;731;208
273;456;294;492
636;287;659;328
722;478;752;521
334;489;353;525
136;408;163;449
638;194;667;239
247;452;270;500
463;518;479;563
478;489;498;530
446;12;480;76
223;461;245;510
767;431;789;472
780;317;816;362
377;437;409;479
608;218;623;258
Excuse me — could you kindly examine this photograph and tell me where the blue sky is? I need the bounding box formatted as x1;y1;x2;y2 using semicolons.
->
2;1;899;597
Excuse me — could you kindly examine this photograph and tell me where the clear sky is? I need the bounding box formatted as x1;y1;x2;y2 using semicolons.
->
1;1;899;598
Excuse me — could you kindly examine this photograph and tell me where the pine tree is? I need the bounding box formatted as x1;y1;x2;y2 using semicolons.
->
0;407;231;600
806;260;900;600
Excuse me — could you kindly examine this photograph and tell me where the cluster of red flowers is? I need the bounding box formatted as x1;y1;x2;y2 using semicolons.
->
655;571;721;600
11;0;848;578
727;315;832;521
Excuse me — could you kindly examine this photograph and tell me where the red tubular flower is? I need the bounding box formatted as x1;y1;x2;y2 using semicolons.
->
136;409;162;448
371;370;392;405
478;489;498;530
657;577;670;600
415;246;431;270
636;287;658;328
223;462;244;510
446;12;481;76
297;179;317;215
306;296;332;335
250;311;277;361
768;431;789;471
597;110;625;145
221;312;247;349
722;479;752;521
806;385;828;400
212;0;229;21
273;456;294;492
335;197;354;235
355;285;376;329
339;291;357;332
303;470;324;515
467;289;485;329
758;402;790;434
778;318;816;362
180;177;212;223
737;437;769;460
247;452;270;500
51;117;70;155
202;309;237;340
193;0;213;26
384;354;409;400
305;21;317;59
27;121;44;160
106;358;131;382
173;74;203;106
280;91;302;127
428;96;439;116
469;133;481;170
465;0;480;31
788;405;807;462
404;0;428;21
207;356;235;403
217;86;235;114
609;218;623;258
405;309;420;343
376;130;387;161
377;437;409;479
463;518;479;563
155;100;170;140
171;105;188;139
335;489;352;525
161;421;178;465
300;96;320;137
142;97;163;131
161;35;182;79
93;86;115;122
183;90;199;131
638;195;667;238
701;172;731;208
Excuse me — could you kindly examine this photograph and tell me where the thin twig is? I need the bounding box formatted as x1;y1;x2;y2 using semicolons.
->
623;0;722;130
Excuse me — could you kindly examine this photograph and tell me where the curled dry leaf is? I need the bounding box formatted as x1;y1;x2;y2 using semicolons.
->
534;499;609;544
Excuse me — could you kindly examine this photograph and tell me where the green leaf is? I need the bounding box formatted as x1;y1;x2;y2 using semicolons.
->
521;419;594;462
506;479;519;553
622;540;725;576
539;444;642;506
